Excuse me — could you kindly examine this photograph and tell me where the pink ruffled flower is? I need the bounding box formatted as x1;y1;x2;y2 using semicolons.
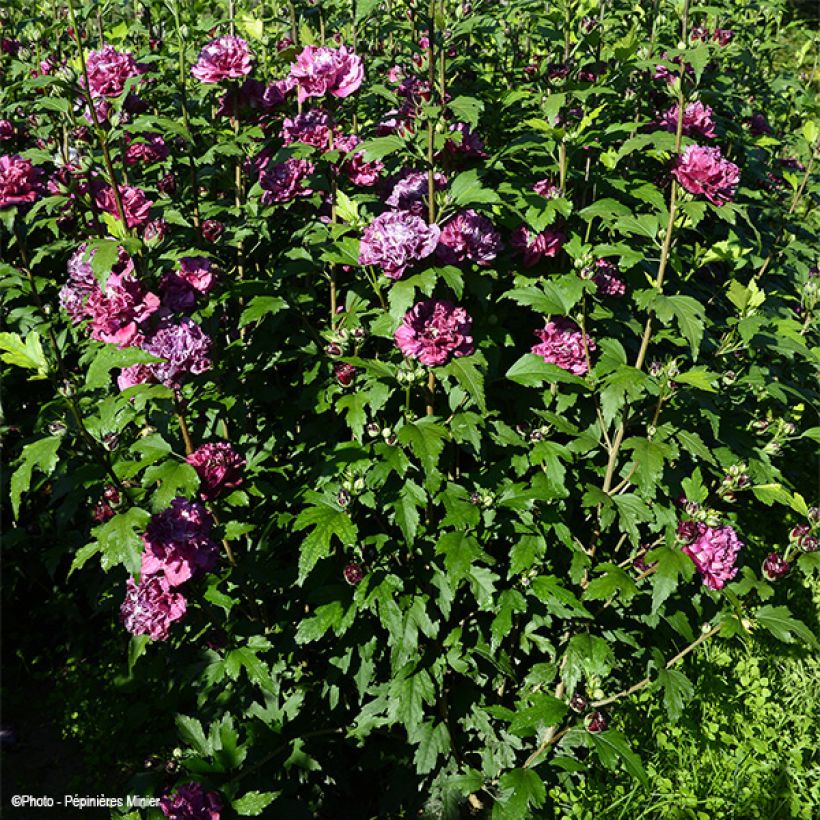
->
672;145;740;206
510;225;566;267
186;442;246;501
95;183;153;227
359;211;440;280
531;318;595;376
86;272;160;348
120;573;187;641
260;157;315;204
141;498;220;587
436;209;502;267
191;36;253;83
159;782;222;820
117;363;156;391
592;258;626;298
658;101;716;139
333;133;383;187
0;154;44;208
394;299;474;365
124;133;169;165
385;170;447;214
60;244;136;323
289;45;363;103
142;318;212;388
179;256;215;294
682;523;743;590
85;46;143;98
282;108;333;149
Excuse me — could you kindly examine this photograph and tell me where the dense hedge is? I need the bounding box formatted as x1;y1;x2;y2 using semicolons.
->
1;0;818;817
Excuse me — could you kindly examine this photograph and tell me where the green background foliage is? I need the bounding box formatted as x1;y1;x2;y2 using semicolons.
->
1;0;818;817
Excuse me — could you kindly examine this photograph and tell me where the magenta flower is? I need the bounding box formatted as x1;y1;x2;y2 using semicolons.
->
159;782;222;820
282;109;333;149
592;258;626;298
0;154;44;208
682;523;743;589
85;46;143;98
658;101;716;139
394;299;474;366
510;225;566;267
436;209;502;267
333;133;384;187
178;256;215;294
141;498;220;587
60;244;134;323
85;272;160;348
186;442;246;501
124;133;169;165
191;36;253;83
120;573;187;641
141;318;212;388
289;45;363;103
385;170;447;214
117;363;156;392
95;184;153;227
672;145;740;206
531;318;595;376
260;158;315;204
359;211;440;280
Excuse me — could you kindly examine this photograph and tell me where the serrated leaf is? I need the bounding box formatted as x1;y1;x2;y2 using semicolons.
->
93;507;151;573
10;436;62;518
590;729;648;786
397;418;447;487
143;461;200;510
294;501;357;584
657;667;694;722
649;546;695;612
755;605;818;648
233;792;279;816
442;356;486;413
176;714;210;756
238;296;287;327
509;693;567;737
450;168;500;207
506;354;588;388
0;331;48;378
493;768;546;820
413;720;451;774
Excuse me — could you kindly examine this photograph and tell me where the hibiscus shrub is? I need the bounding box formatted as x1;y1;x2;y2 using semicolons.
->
1;0;818;817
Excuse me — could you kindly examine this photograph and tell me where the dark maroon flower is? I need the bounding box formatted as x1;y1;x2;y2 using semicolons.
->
569;693;588;713
186;441;246;501
201;219;224;242
158;173;177;195
676;520;699;545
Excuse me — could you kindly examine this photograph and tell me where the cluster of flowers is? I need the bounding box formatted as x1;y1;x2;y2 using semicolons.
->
120;441;244;641
159;780;221;819
59;246;215;390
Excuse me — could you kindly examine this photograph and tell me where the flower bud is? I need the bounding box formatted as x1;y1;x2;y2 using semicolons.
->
569;692;588;713
334;362;357;386
343;562;364;585
807;507;819;522
200;219;224;242
585;711;608;733
761;552;790;581
337;489;350;507
676;520;698;545
366;422;380;438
